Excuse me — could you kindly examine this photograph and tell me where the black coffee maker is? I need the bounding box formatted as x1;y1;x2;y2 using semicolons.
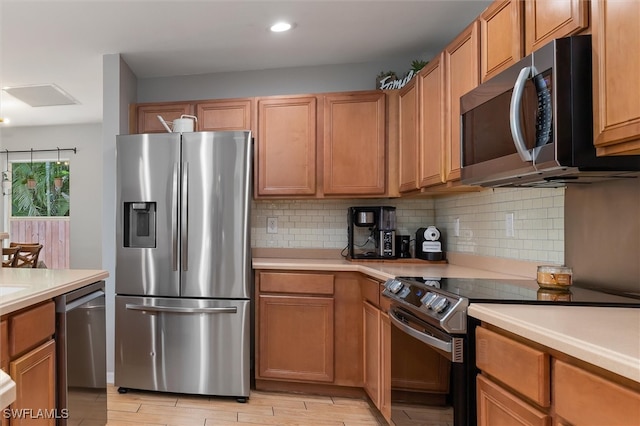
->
347;206;396;259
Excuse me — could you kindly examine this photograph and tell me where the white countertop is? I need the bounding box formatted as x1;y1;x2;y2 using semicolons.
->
0;370;15;411
0;268;109;315
469;304;640;383
252;257;528;281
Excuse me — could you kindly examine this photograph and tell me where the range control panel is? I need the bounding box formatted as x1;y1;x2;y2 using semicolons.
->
382;278;469;334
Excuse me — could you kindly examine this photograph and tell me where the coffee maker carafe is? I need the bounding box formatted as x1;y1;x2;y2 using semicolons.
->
347;206;396;259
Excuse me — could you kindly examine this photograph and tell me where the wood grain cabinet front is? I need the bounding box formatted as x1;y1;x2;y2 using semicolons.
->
444;21;480;184
131;102;194;134
524;0;589;55
255;95;318;197
256;271;335;383
2;301;56;426
591;0;640;155
323;91;386;196
196;98;252;132
480;0;524;82
397;78;419;193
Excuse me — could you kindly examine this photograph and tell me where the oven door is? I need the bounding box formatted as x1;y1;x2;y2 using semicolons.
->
389;305;470;426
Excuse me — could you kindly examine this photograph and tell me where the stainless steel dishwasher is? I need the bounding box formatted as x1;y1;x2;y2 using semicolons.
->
55;280;106;425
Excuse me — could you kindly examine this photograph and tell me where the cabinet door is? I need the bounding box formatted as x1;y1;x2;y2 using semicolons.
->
133;102;194;134
379;311;392;423
256;96;318;196
553;359;640;426
363;301;381;406
480;0;524;82
524;0;589;55
0;320;7;373
258;295;334;382
418;54;445;188
592;0;640;155
197;98;252;131
477;375;551;426
444;21;480;183
323;92;386;195
398;79;419;193
10;340;56;426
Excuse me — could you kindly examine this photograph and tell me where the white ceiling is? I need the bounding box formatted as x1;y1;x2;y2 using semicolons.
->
0;0;491;128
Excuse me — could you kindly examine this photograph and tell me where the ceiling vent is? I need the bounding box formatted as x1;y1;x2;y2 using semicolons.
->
2;84;79;107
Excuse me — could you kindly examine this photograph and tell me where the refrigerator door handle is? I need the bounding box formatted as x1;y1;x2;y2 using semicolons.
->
172;162;179;271
125;304;238;314
181;162;189;271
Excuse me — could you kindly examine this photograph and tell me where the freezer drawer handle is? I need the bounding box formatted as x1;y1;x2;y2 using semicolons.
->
125;304;237;314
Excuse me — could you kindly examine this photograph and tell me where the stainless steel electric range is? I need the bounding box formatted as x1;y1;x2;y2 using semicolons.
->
382;276;640;426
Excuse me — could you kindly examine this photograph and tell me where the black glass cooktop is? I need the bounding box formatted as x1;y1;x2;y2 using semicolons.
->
396;276;640;307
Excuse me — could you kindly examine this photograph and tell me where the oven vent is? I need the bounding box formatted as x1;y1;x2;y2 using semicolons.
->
452;338;464;363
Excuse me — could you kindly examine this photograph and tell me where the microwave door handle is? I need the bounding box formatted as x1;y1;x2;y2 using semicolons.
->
510;66;534;162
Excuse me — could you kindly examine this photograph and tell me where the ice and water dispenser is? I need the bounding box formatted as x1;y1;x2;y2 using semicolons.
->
123;202;156;248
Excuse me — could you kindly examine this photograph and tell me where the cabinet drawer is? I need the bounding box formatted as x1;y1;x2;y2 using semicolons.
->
476;327;550;407
361;277;381;306
554;359;640;425
259;272;334;295
9;301;55;357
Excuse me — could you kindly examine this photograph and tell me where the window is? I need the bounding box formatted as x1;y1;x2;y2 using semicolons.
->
11;161;70;217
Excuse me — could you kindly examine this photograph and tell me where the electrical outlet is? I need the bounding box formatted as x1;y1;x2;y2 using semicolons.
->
454;218;460;237
505;213;514;237
267;217;278;234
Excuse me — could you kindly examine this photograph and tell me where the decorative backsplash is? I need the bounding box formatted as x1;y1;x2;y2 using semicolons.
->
252;187;565;263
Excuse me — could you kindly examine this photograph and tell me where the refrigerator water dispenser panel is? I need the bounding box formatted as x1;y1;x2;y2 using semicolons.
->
124;202;156;248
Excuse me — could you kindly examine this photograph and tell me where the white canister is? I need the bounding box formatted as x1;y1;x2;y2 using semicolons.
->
172;115;197;133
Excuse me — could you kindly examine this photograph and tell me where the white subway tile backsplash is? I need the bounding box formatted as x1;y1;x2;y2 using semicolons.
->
252;187;564;263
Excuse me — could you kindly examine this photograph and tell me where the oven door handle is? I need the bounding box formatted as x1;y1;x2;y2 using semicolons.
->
389;309;453;355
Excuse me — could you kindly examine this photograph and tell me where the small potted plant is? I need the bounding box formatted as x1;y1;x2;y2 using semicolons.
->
410;59;429;74
25;173;36;190
53;163;66;191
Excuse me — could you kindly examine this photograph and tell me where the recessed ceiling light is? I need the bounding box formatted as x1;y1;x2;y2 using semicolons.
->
270;21;293;32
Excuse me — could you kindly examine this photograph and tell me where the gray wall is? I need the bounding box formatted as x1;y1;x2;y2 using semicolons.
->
565;178;640;293
137;55;420;102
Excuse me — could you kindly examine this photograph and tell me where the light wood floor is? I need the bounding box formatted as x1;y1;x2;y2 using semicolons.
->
106;385;384;426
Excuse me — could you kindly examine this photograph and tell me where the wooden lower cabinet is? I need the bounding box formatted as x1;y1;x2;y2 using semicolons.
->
258;294;334;382
363;301;381;404
255;270;364;388
477;374;550;426
9;340;56;426
554;359;640;426
476;324;640;425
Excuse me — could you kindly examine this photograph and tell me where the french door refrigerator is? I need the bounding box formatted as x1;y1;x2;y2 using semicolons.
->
114;131;252;400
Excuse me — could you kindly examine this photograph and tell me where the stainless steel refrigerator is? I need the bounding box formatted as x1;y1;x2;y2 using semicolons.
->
114;131;252;400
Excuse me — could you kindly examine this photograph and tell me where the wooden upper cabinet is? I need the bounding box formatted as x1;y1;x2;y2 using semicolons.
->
398;78;419;193
444;21;480;183
323;91;386;196
255;95;318;197
524;0;589;55
418;54;445;188
132;102;194;134
196;98;252;131
592;0;640;155
480;0;524;82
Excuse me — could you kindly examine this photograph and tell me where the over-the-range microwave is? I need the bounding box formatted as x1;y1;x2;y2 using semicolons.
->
460;35;640;188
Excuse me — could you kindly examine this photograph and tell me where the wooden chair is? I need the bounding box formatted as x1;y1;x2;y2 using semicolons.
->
2;246;20;267
9;242;43;268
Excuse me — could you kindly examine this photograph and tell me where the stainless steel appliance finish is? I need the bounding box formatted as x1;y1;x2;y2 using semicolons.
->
347;206;396;259
115;296;250;396
460;35;640;188
383;276;640;426
115;131;252;399
55;281;106;426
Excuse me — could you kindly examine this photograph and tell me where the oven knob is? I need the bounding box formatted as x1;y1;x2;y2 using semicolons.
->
432;297;450;313
387;279;404;294
421;292;438;308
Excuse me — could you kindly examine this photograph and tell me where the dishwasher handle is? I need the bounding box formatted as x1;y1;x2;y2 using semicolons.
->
63;290;105;312
125;304;237;314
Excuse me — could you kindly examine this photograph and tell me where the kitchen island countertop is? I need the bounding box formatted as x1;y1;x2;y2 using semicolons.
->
469;303;640;384
0;268;109;315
